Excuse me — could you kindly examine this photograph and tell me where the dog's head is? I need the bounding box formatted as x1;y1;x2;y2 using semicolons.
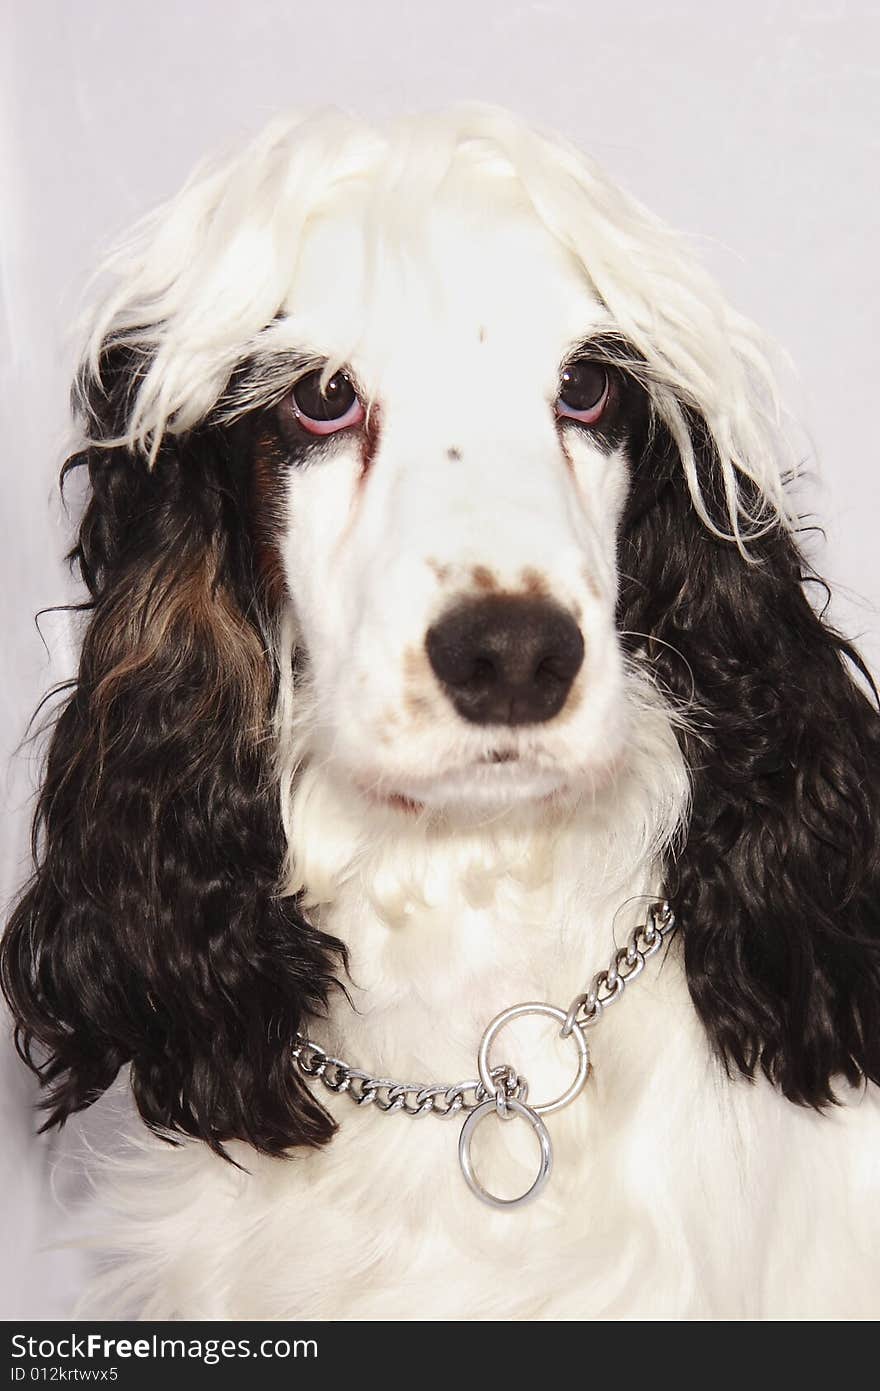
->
4;108;879;1155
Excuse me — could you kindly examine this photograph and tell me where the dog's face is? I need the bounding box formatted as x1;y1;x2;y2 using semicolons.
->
258;184;648;813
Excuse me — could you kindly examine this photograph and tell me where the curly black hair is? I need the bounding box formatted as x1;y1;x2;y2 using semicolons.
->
1;352;347;1158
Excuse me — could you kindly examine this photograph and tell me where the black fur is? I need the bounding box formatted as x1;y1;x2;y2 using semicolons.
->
1;353;346;1157
619;413;880;1105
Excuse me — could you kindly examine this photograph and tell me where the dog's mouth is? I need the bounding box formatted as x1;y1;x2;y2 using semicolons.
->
355;748;622;816
480;748;521;765
354;756;559;812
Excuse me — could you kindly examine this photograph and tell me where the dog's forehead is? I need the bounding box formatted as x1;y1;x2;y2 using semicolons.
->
280;185;609;388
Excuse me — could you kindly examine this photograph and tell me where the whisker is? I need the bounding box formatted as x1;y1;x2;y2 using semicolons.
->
619;630;698;708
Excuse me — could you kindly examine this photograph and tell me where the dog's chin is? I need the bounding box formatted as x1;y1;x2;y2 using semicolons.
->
398;765;571;815
354;755;622;821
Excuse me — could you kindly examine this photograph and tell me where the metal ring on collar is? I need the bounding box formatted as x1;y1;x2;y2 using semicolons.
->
477;1002;590;1116
458;1098;553;1209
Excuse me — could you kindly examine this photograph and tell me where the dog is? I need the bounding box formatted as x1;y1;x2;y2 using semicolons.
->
3;105;879;1320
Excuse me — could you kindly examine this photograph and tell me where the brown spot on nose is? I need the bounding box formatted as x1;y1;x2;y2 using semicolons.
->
427;558;451;584
520;568;549;599
405;692;432;720
471;565;499;592
403;645;429;682
447;446;462;462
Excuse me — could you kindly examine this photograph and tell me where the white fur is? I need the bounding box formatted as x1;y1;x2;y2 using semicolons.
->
80;787;880;1320
70;107;879;1320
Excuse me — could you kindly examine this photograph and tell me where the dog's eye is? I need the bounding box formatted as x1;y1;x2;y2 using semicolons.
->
556;362;609;424
288;369;365;436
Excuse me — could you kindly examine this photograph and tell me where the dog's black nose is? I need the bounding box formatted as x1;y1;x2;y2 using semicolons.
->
425;596;584;726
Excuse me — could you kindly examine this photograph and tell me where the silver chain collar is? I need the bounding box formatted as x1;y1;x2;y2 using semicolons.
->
293;899;675;1209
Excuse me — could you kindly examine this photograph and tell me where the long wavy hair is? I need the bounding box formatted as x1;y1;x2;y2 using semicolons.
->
3;107;879;1160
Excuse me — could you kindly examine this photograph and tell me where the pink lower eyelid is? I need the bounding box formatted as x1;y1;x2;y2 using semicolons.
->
294;399;365;435
558;382;609;423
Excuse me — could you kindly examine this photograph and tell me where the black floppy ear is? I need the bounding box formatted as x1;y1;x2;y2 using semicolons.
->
619;418;880;1105
1;346;346;1156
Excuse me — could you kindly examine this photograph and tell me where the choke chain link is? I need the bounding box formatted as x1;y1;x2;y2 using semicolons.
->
291;1042;527;1119
560;898;675;1036
293;899;675;1119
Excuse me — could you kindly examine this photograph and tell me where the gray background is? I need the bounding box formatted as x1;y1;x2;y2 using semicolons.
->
2;0;878;1318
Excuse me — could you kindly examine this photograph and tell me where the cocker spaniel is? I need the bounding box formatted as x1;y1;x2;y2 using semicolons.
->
4;106;880;1320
